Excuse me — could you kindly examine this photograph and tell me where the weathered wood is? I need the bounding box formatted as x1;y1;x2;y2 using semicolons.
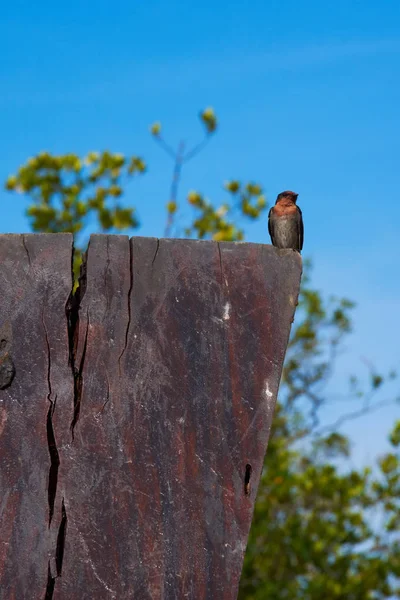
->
0;234;73;600
0;235;302;599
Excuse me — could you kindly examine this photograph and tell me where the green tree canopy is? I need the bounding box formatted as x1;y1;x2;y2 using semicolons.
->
5;109;400;598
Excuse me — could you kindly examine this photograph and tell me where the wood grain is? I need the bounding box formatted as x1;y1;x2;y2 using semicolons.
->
0;235;302;599
0;234;73;600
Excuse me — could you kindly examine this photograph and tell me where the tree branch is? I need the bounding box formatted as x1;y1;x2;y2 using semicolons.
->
164;141;185;237
183;136;210;163
312;398;397;437
152;136;177;160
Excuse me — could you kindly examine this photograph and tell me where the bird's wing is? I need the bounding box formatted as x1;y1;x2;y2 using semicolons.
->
296;205;304;251
268;207;276;245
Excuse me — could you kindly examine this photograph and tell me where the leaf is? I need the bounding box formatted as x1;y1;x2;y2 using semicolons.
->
200;107;217;134
113;206;137;229
167;201;177;214
99;208;113;230
150;121;162;136
389;421;400;447
5;175;17;190
6;151;144;242
371;374;383;389
246;182;262;196
224;180;240;194
187;190;203;206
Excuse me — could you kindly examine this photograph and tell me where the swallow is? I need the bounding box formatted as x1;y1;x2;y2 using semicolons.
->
268;190;303;252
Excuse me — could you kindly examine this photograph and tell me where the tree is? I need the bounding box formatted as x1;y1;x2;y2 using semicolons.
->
239;270;400;598
5;110;400;598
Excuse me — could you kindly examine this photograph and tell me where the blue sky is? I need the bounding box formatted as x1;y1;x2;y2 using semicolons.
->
1;0;399;463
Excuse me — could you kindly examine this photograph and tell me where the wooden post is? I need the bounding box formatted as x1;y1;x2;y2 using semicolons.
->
0;234;301;599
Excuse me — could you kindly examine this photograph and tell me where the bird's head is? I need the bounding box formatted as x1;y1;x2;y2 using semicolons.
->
276;191;298;204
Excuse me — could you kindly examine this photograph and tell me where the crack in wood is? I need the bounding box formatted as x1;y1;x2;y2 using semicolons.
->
0;235;302;598
151;238;160;267
97;368;111;416
44;562;55;599
46;397;59;527
55;499;67;576
104;236;110;287
118;238;133;374
217;242;225;287
66;245;88;439
42;313;52;404
70;313;89;436
104;236;110;311
44;500;68;599
21;235;31;267
42;308;67;598
42;312;60;528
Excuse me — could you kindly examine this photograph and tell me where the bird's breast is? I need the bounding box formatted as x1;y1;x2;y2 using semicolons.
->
273;203;298;217
271;214;299;249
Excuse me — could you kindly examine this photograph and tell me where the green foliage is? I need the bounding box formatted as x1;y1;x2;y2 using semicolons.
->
390;422;400;447
5;150;145;237
200;107;218;133
282;263;356;424
185;180;267;241
239;412;400;599
4;109;400;598
150;121;162;136
236;255;400;597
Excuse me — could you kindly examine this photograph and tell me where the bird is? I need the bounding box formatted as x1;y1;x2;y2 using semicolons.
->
268;190;303;252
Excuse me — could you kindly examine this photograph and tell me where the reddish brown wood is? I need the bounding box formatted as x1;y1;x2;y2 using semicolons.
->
0;234;73;600
0;235;302;600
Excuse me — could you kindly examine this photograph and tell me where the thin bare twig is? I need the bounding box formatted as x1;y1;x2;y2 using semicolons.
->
183;136;210;163
164;141;185;237
312;398;396;437
151;123;215;238
153;136;177;160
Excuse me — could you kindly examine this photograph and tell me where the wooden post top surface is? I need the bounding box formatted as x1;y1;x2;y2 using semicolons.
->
0;234;301;600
